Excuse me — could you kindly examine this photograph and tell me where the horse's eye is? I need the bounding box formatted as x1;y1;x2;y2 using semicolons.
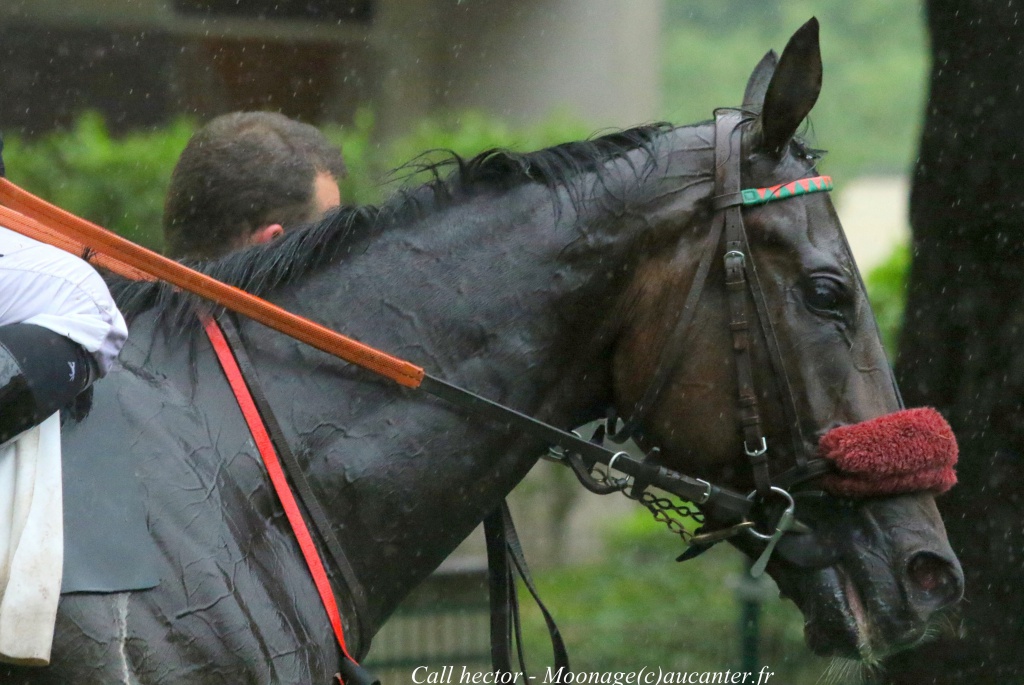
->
805;276;848;314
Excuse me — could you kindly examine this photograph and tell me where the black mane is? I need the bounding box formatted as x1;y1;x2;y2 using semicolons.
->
110;123;673;326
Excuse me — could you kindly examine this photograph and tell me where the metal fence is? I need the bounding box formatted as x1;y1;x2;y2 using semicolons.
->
364;563;491;683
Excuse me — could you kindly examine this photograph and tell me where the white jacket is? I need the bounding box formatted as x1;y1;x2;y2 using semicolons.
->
0;223;128;665
0;224;127;376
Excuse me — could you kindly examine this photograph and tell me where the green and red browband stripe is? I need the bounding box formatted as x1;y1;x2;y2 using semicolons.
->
741;175;833;206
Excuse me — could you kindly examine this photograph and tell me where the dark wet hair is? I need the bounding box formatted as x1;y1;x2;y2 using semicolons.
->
163;111;347;259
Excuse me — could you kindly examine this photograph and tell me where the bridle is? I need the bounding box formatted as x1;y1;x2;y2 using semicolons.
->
560;109;842;573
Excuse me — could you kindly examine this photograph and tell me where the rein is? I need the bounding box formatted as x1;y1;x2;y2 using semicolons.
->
204;315;376;685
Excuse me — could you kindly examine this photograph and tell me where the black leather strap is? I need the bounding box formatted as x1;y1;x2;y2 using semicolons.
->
774;458;832;490
484;507;514;673
714;112;811;474
714;112;772;496
216;314;375;664
606;198;727;443
420;375;753;514
712;190;746;210
485;501;569;680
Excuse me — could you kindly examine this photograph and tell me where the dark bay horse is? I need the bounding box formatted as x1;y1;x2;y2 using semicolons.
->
3;19;961;683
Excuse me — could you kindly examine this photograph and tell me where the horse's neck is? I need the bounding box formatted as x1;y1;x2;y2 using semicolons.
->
249;163;673;629
275;178;651;417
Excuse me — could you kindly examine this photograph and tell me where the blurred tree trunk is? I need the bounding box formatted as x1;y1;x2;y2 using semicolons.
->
886;0;1024;682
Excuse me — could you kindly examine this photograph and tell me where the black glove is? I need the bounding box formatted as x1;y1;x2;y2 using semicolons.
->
0;323;96;444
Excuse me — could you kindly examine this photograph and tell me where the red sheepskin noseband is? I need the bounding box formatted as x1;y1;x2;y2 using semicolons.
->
818;407;958;497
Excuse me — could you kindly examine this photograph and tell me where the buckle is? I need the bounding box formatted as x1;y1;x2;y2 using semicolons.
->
693;477;712;504
724;249;746;266
744;436;767;458
543;430;583;463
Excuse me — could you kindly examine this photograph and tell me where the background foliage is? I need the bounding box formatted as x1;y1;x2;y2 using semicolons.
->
517;510;832;682
662;1;927;179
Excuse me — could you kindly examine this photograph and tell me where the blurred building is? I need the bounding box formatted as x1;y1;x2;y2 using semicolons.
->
0;0;661;138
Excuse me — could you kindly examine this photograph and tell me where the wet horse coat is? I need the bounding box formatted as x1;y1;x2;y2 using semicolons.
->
1;19;961;682
42;129;685;682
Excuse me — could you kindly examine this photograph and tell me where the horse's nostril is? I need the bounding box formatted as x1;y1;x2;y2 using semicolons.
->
906;551;963;607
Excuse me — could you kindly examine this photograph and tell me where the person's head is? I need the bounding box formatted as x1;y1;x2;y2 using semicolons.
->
163;111;346;259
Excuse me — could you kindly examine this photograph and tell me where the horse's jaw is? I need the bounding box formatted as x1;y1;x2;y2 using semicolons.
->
761;493;963;662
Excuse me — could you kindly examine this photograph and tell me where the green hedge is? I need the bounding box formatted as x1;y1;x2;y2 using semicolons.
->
2;110;592;253
519;509;829;682
3;113;192;252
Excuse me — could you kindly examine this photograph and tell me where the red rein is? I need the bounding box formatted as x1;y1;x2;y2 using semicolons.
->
819;407;958;497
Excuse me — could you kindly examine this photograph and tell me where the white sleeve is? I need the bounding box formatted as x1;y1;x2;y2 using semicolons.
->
0;226;128;376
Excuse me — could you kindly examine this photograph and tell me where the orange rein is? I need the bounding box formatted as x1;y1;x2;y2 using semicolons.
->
0;177;425;389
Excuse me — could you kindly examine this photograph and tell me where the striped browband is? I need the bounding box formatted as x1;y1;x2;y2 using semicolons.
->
741;175;833;206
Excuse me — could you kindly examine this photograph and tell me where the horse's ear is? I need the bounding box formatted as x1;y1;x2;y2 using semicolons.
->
757;17;822;155
743;50;778;110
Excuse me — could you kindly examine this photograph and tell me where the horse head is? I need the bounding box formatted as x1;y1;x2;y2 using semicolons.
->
612;18;962;662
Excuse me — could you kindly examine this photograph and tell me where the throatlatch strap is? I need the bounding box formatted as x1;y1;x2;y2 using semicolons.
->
607;196;727;443
204;317;377;685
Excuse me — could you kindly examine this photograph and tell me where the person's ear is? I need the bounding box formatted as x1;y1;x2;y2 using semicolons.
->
252;223;285;245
